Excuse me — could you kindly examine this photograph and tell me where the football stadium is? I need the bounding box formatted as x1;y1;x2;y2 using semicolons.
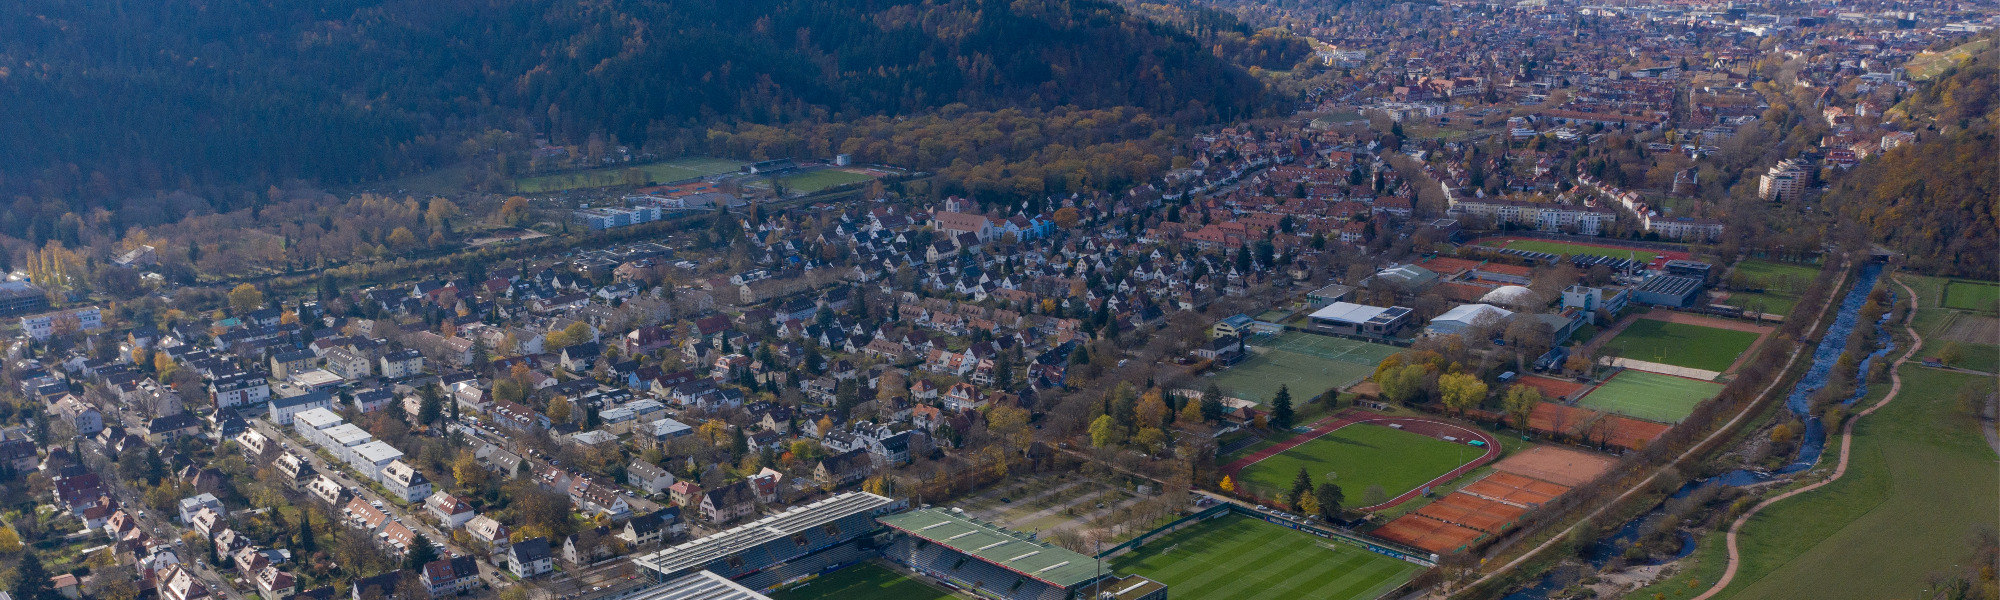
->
632;493;1166;600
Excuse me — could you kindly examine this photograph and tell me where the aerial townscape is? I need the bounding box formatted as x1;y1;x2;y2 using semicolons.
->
0;1;1992;600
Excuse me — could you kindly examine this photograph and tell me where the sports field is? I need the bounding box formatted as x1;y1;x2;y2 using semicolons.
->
1236;423;1477;502
1629;365;1999;600
1599;319;1760;373
1942;279;2000;312
1109;514;1421;600
1574;370;1721;423
511;157;744;193
773;169;877;194
1209;332;1398;404
772;562;954;600
1720;259;1819;316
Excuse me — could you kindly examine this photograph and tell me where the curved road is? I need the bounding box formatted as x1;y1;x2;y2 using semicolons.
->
1688;275;1925;600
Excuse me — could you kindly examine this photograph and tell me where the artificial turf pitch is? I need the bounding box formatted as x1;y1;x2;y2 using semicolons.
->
1235;423;1477;502
1574;370;1722;423
1110;513;1421;600
771;562;954;600
1208;332;1399;404
1600;319;1760;373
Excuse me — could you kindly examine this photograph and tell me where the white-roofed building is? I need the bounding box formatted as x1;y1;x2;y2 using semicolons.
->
1306;302;1413;339
1425;304;1514;338
1478;285;1539;309
347;441;404;481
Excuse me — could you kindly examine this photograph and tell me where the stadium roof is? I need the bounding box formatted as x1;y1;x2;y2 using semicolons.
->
877;508;1103;589
629;570;771;600
635;492;898;578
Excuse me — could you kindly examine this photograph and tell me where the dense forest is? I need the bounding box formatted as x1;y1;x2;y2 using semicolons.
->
1836;46;1997;278
0;0;1264;203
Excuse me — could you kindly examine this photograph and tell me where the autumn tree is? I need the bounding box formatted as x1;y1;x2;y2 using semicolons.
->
1089;414;1123;448
1135;389;1170;429
1219;475;1236;494
1438;372;1488;414
548;396;573;424
386;227;419;251
228;283;265;314
1053;207;1081;229
1504;385;1542;431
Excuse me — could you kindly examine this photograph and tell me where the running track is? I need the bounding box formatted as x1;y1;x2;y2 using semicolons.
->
1221;409;1500;511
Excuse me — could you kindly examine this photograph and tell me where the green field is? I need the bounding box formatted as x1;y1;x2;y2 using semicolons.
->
512;157;745;193
1600;319;1760;373
773;169;877;194
1628;365;1998;599
1236;423;1477;502
772;562;954;600
1110;514;1422;600
1721;259;1821;316
1901;274;2000;372
1575;370;1722;423
1942;280;2000;313
1492;239;1669;261
1208;333;1399;405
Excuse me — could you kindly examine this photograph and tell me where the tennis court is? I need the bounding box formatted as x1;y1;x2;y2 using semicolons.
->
1573;369;1722;423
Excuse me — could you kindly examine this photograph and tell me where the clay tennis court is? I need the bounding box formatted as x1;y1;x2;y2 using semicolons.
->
1372;513;1486;553
1526;402;1670;451
1516;375;1591;401
1490;446;1616;488
1460;471;1569;507
1414;492;1527;533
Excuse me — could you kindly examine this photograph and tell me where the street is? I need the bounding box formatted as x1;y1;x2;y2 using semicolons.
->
84;435;248;600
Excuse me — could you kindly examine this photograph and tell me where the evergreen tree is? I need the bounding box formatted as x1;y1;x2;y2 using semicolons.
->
1289;467;1314;507
9;551;58;600
417;385;443;426
405;534;438;570
1270;385;1294;430
298;511;316;552
1316;483;1344;518
730;426;748;457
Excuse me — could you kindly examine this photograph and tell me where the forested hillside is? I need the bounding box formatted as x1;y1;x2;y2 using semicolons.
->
1837;45;1998;278
0;0;1263;200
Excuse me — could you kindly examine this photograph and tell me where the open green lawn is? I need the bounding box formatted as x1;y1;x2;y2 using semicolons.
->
1901;273;2000;372
1942;280;2000;313
1498;239;1671;261
1575;370;1723;423
1721;259;1821;316
1236;423;1479;502
1631;365;1997;599
773;169;876;194
1208;349;1376;406
1110;514;1422;600
511;157;744;193
1601;319;1761;373
772;562;955;600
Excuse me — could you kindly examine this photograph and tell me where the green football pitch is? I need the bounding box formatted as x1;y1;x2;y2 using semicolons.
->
1208;332;1399;404
1110;514;1421;600
1600;319;1760;373
1235;423;1477;503
1574;369;1722;423
771;562;954;600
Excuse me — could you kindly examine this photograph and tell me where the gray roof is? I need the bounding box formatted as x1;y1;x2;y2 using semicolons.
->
634;492;896;578
877;508;1104;589
631;570;771;600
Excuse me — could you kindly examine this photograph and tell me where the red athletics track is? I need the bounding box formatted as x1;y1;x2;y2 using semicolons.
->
1220;409;1501;512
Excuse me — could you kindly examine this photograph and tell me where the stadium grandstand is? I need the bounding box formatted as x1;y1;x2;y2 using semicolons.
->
634;492;905;591
878;508;1166;600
